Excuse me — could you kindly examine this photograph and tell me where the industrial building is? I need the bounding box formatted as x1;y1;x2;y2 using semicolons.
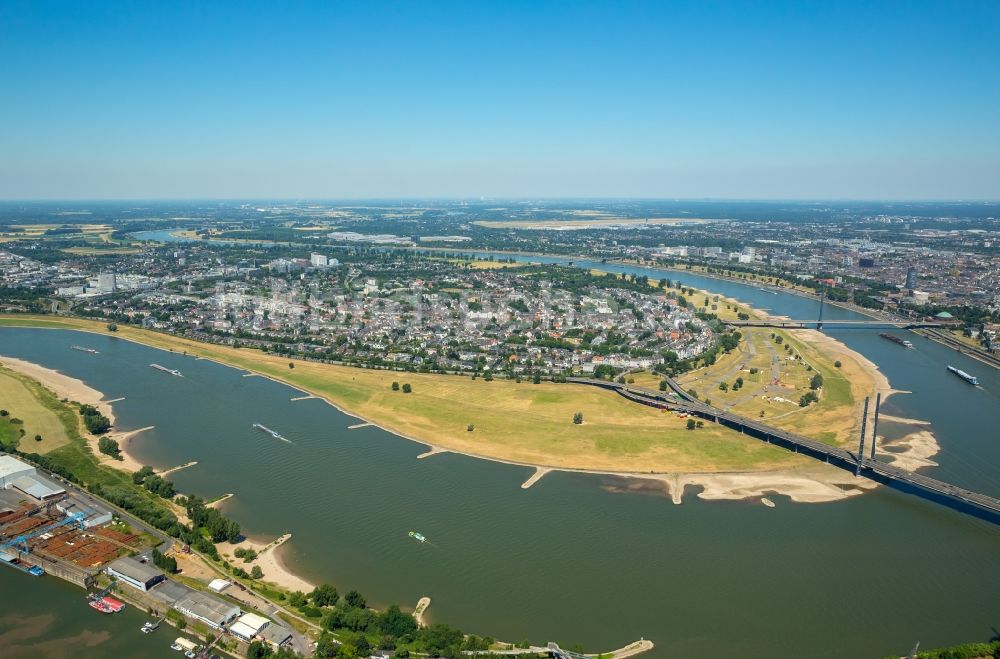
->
55;499;113;529
259;623;293;649
0;455;37;488
106;556;166;592
0;456;65;500
174;591;241;630
230;611;270;642
10;474;65;500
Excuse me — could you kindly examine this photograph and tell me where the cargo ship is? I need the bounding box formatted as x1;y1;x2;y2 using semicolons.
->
879;333;913;348
253;423;291;443
947;365;979;386
150;363;183;377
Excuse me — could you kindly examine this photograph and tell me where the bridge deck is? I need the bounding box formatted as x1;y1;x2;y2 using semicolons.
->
724;320;948;329
567;378;1000;522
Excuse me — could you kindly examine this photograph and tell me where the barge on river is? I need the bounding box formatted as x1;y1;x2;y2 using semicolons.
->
947;365;979;386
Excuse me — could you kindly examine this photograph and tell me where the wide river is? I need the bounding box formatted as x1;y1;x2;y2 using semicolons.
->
1;255;999;659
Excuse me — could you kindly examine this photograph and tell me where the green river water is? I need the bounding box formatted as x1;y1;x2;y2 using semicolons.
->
1;260;998;659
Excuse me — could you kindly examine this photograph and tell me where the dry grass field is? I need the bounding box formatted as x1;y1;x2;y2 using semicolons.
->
0;315;810;473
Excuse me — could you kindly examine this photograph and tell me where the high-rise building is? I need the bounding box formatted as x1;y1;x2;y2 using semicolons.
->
97;273;117;293
905;266;917;291
310;253;329;267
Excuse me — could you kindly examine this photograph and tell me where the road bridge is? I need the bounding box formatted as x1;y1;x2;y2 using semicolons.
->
724;319;951;329
567;377;1000;524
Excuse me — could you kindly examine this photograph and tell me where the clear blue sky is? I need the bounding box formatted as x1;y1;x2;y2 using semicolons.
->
2;1;998;200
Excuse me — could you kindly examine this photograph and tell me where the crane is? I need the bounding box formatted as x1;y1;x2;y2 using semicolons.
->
0;511;86;555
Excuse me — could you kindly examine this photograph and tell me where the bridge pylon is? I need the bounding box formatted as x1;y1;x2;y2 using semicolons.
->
856;396;869;476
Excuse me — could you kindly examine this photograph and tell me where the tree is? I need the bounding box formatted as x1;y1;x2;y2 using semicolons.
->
532;372;541;384
401;383;412;393
809;373;824;390
251;565;263;579
288;591;307;608
288;362;295;369
133;465;155;484
658;380;667;391
247;641;272;659
573;412;583;425
98;436;122;459
392;381;400;391
106;323;118;332
466;424;475;432
310;583;339;607
152;547;177;573
718;382;728;391
834;360;842;368
344;589;367;609
34;434;42;442
686;418;696;430
380;604;417;637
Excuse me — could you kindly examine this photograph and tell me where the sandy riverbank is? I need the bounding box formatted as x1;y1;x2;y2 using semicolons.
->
218;533;315;594
0;354;151;473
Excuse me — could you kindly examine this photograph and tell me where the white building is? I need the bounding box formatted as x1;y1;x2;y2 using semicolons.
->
0;455;36;488
310;253;329;267
230;612;270;642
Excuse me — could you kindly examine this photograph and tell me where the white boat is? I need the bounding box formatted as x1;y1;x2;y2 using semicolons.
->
761;497;775;508
408;531;427;543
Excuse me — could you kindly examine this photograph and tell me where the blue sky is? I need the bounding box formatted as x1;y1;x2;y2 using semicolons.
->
1;1;998;200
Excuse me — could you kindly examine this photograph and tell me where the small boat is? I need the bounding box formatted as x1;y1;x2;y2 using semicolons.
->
408;531;427;543
141;620;160;633
761;497;775;508
171;643;183;652
71;345;100;354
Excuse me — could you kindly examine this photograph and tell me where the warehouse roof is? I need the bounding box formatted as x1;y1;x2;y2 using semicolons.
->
175;592;240;624
11;474;65;500
259;623;293;646
107;556;164;583
0;455;36;481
